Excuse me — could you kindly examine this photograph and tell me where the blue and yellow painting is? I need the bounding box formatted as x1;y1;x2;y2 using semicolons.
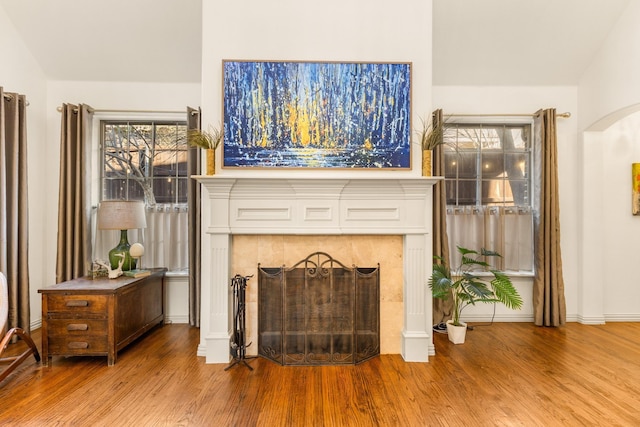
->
223;61;411;169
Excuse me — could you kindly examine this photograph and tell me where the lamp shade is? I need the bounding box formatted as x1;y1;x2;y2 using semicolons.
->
97;200;147;230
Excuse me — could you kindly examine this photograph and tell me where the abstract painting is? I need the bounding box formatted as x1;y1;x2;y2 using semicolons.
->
222;60;411;169
633;163;640;215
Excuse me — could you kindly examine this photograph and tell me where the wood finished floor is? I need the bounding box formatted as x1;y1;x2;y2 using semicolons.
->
0;322;639;426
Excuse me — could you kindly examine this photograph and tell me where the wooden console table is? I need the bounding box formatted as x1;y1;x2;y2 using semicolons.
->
39;268;166;366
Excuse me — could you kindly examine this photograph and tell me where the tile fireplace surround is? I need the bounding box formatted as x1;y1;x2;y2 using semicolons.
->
195;173;440;363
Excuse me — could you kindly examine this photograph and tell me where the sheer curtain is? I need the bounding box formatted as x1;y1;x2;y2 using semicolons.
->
56;103;93;283
446;206;533;272
0;88;30;332
93;205;189;272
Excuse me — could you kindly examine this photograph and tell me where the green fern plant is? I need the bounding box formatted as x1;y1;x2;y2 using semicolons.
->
429;246;523;326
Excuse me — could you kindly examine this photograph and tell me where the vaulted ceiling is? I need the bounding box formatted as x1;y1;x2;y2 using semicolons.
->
1;0;203;83
0;0;630;86
432;0;630;86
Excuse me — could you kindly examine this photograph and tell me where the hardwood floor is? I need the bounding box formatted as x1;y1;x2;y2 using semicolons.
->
1;322;639;426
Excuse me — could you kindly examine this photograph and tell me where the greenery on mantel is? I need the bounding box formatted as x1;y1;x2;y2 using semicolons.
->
416;115;445;151
187;125;223;150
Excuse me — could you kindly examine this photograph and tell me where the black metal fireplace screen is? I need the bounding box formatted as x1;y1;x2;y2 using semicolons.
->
258;252;380;366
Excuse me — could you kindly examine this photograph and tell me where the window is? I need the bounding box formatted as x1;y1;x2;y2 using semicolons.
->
101;121;188;204
443;121;534;273
95;119;189;273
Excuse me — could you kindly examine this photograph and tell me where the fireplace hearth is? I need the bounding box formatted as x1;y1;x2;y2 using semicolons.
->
258;252;379;365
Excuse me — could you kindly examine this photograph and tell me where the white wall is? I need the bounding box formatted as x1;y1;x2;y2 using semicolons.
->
0;6;48;329
164;275;190;324
201;0;432;175
432;86;579;321
601;112;640;320
578;0;640;322
578;1;640;132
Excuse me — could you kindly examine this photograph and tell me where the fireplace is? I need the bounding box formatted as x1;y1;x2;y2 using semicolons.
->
258;251;380;365
195;173;440;363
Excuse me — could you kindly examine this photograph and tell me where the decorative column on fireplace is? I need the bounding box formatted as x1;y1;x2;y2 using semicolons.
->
195;174;441;364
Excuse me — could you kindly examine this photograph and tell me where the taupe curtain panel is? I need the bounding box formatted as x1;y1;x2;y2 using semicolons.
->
187;106;202;327
431;108;452;324
56;104;93;283
533;108;566;326
0;87;30;333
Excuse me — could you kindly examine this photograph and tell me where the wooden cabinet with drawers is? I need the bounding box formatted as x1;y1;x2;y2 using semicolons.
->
39;268;166;366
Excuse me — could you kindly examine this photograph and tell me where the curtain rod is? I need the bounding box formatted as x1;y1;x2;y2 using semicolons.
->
449;112;571;119
3;94;30;106
56;106;189;114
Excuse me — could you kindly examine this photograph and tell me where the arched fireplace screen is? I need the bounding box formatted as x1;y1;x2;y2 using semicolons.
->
258;252;380;366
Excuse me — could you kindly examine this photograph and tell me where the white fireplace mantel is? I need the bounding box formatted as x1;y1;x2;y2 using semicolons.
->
194;173;441;363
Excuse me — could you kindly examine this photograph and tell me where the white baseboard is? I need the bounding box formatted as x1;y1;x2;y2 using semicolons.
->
30;319;42;331
165;315;189;324
603;314;640;322
576;314;607;324
462;313;640;324
461;313;534;323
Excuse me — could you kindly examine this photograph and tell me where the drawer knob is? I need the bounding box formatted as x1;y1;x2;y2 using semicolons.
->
66;300;89;307
68;342;89;349
67;324;89;331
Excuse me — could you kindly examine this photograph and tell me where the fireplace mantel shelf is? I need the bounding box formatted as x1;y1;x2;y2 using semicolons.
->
195;172;439;364
193;173;442;186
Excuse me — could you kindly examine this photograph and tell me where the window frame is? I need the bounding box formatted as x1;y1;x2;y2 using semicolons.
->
90;111;188;208
443;116;534;208
442;116;536;276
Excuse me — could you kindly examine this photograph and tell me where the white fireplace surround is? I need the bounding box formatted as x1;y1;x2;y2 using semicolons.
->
195;173;440;363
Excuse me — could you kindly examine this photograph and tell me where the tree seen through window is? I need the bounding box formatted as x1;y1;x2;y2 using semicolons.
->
101;121;188;204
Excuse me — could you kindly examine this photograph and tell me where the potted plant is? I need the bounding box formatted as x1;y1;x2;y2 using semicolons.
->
429;246;523;344
416;116;445;177
188;125;223;175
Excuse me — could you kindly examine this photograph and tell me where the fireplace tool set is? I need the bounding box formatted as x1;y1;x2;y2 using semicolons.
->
225;274;256;371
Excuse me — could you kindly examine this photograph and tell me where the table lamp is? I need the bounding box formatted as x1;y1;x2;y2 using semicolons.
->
97;200;147;271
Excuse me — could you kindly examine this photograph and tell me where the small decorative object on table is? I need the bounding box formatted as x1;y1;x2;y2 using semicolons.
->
124;269;150;278
125;243;149;277
94;254;125;279
89;261;109;279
